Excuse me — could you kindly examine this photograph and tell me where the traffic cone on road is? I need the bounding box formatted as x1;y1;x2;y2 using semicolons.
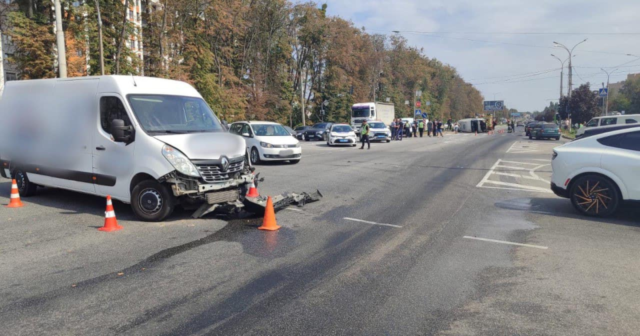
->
6;179;24;208
258;196;280;231
246;179;259;198
98;195;123;232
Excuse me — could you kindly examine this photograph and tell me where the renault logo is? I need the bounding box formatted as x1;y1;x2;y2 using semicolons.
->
220;157;229;172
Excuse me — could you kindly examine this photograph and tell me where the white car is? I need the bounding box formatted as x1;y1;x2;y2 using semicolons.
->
229;121;301;164
551;127;640;217
367;121;391;142
327;124;358;146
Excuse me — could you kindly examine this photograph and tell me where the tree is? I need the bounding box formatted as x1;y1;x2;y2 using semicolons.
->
6;11;55;79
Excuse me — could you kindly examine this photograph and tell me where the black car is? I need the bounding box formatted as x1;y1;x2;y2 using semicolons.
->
304;123;333;141
283;126;296;138
294;126;310;140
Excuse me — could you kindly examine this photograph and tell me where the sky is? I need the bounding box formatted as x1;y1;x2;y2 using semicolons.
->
322;0;640;112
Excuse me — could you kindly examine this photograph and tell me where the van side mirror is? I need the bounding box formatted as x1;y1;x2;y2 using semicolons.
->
241;132;251;137
111;119;134;145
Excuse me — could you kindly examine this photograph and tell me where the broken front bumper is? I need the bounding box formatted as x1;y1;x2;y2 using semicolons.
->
243;190;323;215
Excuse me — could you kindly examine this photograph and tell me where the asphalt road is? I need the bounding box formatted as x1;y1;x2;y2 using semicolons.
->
1;127;639;335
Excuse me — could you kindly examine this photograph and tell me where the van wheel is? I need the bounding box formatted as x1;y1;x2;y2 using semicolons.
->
131;180;175;222
250;147;261;164
12;169;38;197
570;174;620;217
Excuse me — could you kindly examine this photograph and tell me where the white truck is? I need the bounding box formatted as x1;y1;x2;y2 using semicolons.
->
351;102;395;133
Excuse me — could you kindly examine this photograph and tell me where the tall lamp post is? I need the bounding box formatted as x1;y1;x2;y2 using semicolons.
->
553;39;587;98
550;54;571;102
600;68;618;116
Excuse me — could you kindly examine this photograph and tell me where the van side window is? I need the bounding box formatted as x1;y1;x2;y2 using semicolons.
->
241;124;252;136
601;118;617;126
626;119;638;124
586;119;599;127
100;97;132;134
230;124;242;135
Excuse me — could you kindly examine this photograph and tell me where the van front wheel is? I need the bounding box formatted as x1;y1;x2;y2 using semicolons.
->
131;180;175;222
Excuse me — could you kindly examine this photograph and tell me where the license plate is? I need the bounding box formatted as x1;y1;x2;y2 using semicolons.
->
377;135;385;138
280;149;294;156
339;139;348;143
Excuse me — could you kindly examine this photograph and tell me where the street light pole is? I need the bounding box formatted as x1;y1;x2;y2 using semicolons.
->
550;54;570;102
553;39;587;98
53;0;67;78
600;68;618;116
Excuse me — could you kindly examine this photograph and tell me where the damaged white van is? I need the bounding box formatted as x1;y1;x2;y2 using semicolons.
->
0;76;254;221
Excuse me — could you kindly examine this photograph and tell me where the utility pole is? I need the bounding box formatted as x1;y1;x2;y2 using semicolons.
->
94;0;105;75
601;68;618;116
300;67;305;126
553;39;587;98
550;54;570;102
0;30;4;95
54;0;67;78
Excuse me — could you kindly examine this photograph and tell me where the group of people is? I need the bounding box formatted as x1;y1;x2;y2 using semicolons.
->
389;118;453;140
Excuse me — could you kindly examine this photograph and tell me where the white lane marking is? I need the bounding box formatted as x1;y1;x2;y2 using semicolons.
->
476;159;502;188
493;172;539;180
496;165;529;170
285;207;305;213
500;160;540;166
463;236;548;250
482;180;553;193
529;159;552;162
343;217;402;228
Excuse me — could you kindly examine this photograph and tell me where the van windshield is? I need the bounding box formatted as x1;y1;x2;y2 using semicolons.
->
352;107;370;118
127;95;224;134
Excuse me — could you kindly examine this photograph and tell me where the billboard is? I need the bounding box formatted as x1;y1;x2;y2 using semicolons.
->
483;100;504;111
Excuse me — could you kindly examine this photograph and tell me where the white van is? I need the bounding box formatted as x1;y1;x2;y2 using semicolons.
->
576;114;640;137
457;118;487;133
0;76;254;221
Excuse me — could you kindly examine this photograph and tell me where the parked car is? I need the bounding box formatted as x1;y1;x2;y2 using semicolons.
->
576;114;640;137
229;121;301;164
294;126;310;140
525;121;540;136
326;124;358;147
528;123;544;139
551;127;640;217
367;121;391;142
303;123;333;141
283;126;296;138
530;122;560;140
577;123;640;140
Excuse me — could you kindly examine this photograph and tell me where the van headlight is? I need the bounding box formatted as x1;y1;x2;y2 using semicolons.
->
162;145;200;177
260;142;282;148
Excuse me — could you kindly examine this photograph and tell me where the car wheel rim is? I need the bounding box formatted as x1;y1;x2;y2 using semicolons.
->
251;149;258;163
574;179;613;215
139;188;163;214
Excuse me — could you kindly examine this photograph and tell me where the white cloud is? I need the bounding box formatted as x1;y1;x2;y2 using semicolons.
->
323;0;640;111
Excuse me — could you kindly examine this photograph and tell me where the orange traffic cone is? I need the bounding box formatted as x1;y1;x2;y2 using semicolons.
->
6;179;24;208
98;195;123;232
258;196;280;231
246;179;259;198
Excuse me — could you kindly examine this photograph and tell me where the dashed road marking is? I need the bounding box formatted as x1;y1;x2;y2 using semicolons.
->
463;236;548;250
343;217;402;228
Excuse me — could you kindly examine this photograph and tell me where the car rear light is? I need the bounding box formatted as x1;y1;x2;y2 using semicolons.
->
552;151;558;160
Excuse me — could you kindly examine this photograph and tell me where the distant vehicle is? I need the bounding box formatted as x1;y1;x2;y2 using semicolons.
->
576;114;640;137
294;126;310;140
457;118;486;133
525;121;541;136
303;122;333;141
283;126;296;138
578;123;640;140
229;121;301;164
326;124;358;147
516;121;524;127
351;102;395;134
551;127;640;217
401;117;415;137
530;123;560;140
367;121;391;142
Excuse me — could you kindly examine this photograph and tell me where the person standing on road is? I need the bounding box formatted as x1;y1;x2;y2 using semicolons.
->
412;120;418;138
437;120;444;137
397;119;404;141
390;119;397;140
447;118;452;132
454;122;459;133
418;119;424;137
427;119;433;137
360;120;370;150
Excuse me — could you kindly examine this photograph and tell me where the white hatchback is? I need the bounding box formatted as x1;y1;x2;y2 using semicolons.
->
327;124;358;146
230;121;302;164
551;127;640;217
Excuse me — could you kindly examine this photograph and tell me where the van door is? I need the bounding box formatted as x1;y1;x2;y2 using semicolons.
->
93;95;137;201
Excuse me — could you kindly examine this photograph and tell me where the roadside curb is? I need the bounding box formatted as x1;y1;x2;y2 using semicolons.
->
561;135;574;141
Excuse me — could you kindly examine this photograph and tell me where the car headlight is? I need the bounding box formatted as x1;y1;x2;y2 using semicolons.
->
330;132;337;137
162;145;200;177
260;142;282;148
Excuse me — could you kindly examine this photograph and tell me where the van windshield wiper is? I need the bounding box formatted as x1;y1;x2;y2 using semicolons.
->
148;130;186;134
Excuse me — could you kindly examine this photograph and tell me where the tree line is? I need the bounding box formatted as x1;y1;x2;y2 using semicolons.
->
1;0;484;126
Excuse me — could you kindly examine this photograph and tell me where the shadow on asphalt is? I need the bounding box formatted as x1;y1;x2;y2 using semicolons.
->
495;197;640;228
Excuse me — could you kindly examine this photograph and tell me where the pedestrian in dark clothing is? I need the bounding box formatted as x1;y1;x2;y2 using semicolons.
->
398;119;404;140
360;120;370;149
437;120;444;137
394;118;401;140
447;118;452;132
427;120;433;137
418;119;424;137
412;121;418;138
390;120;397;140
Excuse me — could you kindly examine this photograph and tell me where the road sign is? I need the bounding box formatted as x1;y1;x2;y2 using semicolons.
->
426;101;431;106
599;88;608;97
414;109;422;116
422;113;428;118
510;112;521;117
416;101;421;107
484;101;504;111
